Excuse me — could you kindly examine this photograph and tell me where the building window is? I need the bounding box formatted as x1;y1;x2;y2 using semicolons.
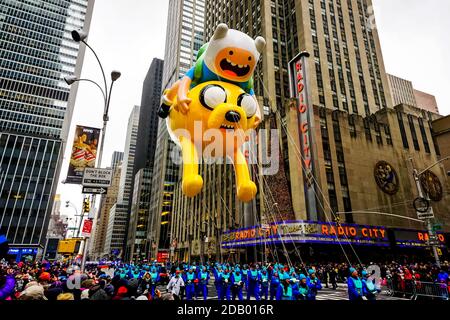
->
363;118;372;142
418;118;431;153
397;112;409;149
407;115;420;151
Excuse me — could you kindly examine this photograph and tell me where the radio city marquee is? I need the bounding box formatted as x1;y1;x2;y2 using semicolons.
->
221;221;390;248
221;221;447;249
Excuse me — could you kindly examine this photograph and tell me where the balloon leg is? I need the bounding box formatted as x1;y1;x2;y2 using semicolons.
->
180;136;203;197
233;149;257;202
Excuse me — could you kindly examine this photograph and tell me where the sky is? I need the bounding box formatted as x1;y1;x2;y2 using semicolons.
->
56;0;450;226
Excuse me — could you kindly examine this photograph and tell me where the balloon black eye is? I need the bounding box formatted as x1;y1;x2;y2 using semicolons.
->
248;56;252;61
200;85;227;110
229;51;234;55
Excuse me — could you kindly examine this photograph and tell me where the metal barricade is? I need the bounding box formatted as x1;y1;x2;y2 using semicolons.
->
413;281;449;301
385;279;449;300
384;278;415;298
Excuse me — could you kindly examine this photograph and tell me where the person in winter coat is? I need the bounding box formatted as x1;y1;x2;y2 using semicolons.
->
347;268;364;301
0;269;15;300
112;286;128;300
167;271;185;300
89;282;110;300
306;269;322;300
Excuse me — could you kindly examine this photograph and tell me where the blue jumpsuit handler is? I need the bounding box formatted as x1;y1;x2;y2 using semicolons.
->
149;270;160;297
220;270;232;301
231;270;244;300
361;270;378;301
297;274;309;300
184;268;197;300
269;271;280;300
347;268;364;301
198;267;210;300
241;265;249;290
279;271;293;301
213;266;222;300
247;267;261;300
260;269;270;300
306;269;322;300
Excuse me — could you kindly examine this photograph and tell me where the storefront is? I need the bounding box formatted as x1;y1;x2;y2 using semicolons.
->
7;247;39;262
221;221;449;262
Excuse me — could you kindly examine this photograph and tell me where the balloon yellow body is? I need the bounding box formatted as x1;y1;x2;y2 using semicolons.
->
167;81;258;202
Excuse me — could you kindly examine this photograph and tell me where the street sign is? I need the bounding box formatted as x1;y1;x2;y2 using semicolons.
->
413;197;430;214
82;168;113;188
82;187;108;195
417;211;435;220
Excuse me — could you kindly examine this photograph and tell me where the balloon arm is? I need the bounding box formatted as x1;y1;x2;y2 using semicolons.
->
177;77;192;114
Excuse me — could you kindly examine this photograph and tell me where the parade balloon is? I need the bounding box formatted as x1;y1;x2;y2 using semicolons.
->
158;23;266;202
166;81;258;202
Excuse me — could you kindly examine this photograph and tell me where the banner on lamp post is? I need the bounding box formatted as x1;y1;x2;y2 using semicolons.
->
66;125;101;184
81;219;93;237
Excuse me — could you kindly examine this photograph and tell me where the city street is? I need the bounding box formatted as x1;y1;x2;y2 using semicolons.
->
156;278;406;301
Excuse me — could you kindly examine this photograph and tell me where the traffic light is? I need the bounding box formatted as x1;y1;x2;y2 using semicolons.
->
82;198;90;213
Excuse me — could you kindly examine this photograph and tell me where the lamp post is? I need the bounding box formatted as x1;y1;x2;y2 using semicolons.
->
65;29;121;271
409;156;449;268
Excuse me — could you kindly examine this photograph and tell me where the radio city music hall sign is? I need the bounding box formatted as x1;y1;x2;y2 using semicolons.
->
294;58;312;171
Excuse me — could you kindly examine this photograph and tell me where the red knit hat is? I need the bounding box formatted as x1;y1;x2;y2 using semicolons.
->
117;286;128;295
39;272;51;282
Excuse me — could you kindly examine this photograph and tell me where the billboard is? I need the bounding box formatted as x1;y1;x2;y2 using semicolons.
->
66;125;101;184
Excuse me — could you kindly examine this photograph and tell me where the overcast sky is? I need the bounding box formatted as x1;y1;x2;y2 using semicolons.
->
56;0;450;224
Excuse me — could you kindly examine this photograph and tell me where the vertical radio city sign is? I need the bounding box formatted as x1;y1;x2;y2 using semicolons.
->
289;52;319;220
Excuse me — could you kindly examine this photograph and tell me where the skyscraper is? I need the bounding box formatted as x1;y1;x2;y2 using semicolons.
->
125;58;164;260
148;0;205;260
91;165;121;259
0;0;94;259
388;74;440;115
104;105;139;257
110;151;124;171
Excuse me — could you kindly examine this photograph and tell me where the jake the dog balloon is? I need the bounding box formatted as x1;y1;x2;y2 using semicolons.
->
158;24;266;202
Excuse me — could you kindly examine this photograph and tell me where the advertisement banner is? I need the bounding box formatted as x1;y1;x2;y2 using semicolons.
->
81;219;93;237
66;125;101;184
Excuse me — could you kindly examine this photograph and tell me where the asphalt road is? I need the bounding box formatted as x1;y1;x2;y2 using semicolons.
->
157;279;406;301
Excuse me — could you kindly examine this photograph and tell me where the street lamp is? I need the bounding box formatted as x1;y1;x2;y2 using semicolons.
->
409;155;450;268
66;29;121;271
